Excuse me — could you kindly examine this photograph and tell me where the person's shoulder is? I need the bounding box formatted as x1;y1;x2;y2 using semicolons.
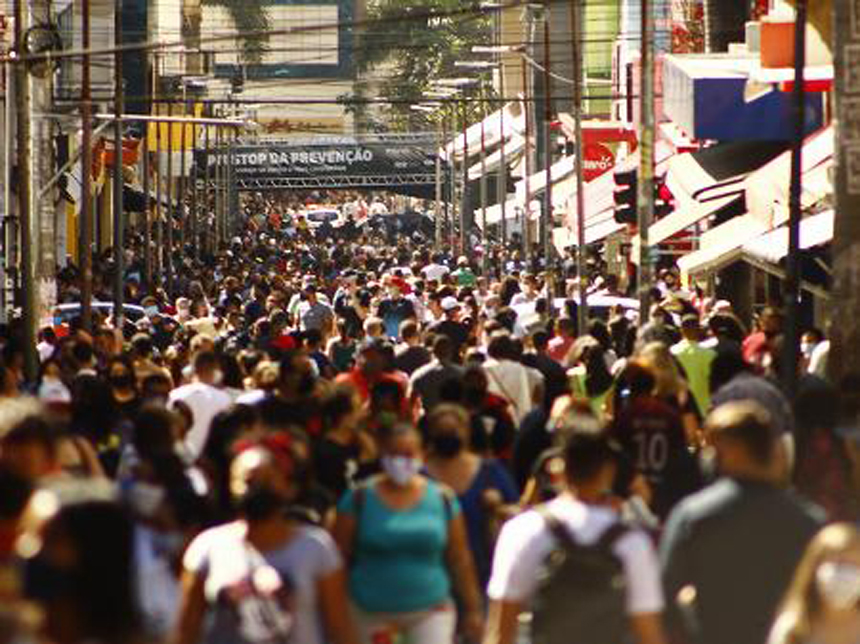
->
294;523;339;552
186;520;244;558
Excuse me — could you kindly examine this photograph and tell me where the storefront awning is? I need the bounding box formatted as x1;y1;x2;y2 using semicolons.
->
743;126;833;227
665;140;788;207
677;213;768;277
743;210;833;265
467;135;527;181
649;193;742;245
444;102;525;162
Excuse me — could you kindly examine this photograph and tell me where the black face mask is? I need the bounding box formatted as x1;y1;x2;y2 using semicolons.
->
236;484;287;522
431;433;464;458
22;555;78;603
110;374;135;391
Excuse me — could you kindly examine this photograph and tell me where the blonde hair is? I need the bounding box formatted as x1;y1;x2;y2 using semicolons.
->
638;341;685;401
768;523;860;644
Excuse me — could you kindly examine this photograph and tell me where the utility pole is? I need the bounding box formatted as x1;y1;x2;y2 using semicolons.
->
637;0;656;317
521;59;533;264
434;115;442;250
154;113;163;285
498;92;507;248
781;0;806;400
542;3;554;300
142;124;151;293
166;100;174;296
179;91;187;251
570;0;588;329
830;0;860;383
2;56;14;325
460;99;468;257
480;83;488;274
113;0;125;330
80;0;93;331
13;0;37;382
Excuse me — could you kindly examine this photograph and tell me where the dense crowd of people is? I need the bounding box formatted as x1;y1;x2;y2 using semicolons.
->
0;190;857;644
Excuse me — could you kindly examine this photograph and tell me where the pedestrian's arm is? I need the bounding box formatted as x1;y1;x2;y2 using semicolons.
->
332;511;357;562
629;613;668;644
174;569;207;644
482;599;521;644
446;513;484;640
318;568;360;644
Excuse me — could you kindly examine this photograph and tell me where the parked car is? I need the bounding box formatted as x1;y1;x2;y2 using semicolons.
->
53;302;147;325
299;208;342;230
359;211;435;242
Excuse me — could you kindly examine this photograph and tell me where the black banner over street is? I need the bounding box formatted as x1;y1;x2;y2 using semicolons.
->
197;139;450;198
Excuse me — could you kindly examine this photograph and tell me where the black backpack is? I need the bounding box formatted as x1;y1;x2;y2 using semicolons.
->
531;507;632;644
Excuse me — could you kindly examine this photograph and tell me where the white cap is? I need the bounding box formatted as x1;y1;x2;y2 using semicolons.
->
441;296;461;311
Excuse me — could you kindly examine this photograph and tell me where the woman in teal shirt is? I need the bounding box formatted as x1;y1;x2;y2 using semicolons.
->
333;424;483;644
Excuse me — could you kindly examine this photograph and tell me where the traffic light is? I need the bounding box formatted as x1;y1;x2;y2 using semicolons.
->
613;167;638;224
654;176;674;219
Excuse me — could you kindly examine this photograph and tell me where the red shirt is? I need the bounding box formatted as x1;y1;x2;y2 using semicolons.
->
547;335;575;365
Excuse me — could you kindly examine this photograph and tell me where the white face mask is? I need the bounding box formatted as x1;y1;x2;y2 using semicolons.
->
816;561;860;611
382;455;422;487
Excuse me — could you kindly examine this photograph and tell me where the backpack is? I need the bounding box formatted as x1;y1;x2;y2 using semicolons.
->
531;507;632;644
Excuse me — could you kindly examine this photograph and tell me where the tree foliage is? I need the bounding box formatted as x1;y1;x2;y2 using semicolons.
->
353;0;493;131
202;0;271;64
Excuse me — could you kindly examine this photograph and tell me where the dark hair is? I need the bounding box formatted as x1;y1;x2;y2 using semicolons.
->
432;335;455;362
709;349;749;394
70;375;118;445
400;320;420;342
583;344;614;398
0;465;31;520
619;360;657;398
132;405;178;461
218;352;244;389
71;339;94;367
532;330;550;351
587;319;613;353
487;332;514;360
563;427;620;486
320;385;357;431
51;501;140;641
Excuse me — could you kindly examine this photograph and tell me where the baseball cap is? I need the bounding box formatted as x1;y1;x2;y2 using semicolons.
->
441;296;461;311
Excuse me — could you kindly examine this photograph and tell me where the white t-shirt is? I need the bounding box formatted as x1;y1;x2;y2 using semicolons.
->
487;496;664;616
422;263;450;282
184;521;342;644
169;382;233;461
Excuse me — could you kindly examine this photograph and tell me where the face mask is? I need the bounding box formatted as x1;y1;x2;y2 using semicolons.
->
431;433;464;458
237;484;287;522
144;305;159;318
211;370;224;386
800;342;814;358
23;555;77;603
128;481;166;518
382;455;422;486
816;561;860;610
